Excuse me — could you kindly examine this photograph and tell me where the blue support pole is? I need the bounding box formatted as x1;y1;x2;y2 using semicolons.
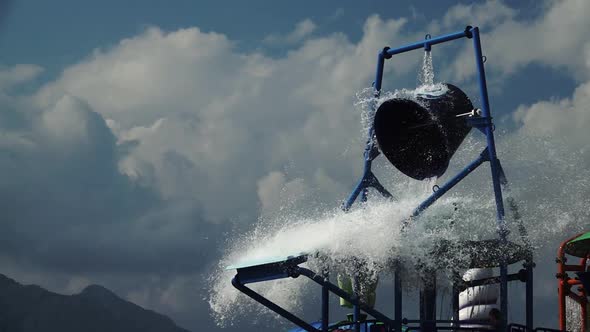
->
374;49;388;92
525;260;534;331
322;272;329;332
352;275;361;332
470;26;509;331
395;266;403;332
343;48;392;211
231;276;320;332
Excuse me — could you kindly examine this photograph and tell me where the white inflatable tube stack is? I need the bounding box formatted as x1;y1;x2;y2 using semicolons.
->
458;268;498;330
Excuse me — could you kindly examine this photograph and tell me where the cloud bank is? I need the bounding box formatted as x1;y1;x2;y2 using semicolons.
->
1;1;589;330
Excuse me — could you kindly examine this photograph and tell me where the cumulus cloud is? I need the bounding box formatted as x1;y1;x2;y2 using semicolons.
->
439;0;516;30
515;87;590;141
0;14;426;330
1;2;589;330
0;64;221;329
444;0;590;82
34;16;420;225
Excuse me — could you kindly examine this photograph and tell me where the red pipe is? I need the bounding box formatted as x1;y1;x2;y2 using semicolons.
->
567;279;582;286
557;233;585;331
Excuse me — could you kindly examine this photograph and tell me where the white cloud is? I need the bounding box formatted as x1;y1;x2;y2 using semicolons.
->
2;3;589;329
0;17;425;328
263;19;317;45
36;27;236;128
514;75;590;153
34;15;418;224
440;0;516;30
444;0;590;82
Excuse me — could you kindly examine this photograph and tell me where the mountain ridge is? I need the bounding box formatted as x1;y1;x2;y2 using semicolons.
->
0;273;191;332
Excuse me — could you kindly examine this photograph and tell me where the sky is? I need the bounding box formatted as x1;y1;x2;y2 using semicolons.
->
1;0;590;331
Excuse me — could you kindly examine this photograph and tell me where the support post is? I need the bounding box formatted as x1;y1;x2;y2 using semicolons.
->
322;272;329;332
231;276;320;332
395;266;403;332
471;26;509;331
342;47;392;211
525;260;534;331
452;276;460;332
420;270;437;332
353;276;361;332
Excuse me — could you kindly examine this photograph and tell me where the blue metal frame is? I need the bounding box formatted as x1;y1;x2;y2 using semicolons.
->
230;26;537;332
231;255;399;332
230;254;527;332
342;25;517;331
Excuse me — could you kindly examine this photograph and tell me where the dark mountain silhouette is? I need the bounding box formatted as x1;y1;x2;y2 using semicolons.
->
0;274;190;332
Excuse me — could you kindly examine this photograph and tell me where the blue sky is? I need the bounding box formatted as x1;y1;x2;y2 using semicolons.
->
0;1;547;74
1;1;590;331
0;0;576;118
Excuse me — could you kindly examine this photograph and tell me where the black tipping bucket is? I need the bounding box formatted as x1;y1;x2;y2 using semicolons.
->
373;83;473;180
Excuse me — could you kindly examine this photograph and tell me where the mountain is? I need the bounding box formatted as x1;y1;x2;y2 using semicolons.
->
0;274;190;332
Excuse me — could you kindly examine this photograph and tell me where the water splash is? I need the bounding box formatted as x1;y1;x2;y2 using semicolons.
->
208;49;590;328
208;106;590;326
208;175;507;325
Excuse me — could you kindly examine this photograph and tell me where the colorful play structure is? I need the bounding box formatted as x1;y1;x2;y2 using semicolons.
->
228;26;590;331
557;233;590;332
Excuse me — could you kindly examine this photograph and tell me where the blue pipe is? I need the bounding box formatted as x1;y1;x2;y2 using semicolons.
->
385;27;471;57
471;26;509;331
374;50;387;92
412;149;488;217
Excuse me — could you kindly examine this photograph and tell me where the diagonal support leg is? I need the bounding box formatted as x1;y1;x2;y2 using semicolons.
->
231;276;321;332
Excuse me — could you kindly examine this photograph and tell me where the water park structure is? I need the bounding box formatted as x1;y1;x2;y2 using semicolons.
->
227;26;590;332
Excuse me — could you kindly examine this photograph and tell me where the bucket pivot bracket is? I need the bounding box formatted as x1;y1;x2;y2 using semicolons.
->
362;171;393;199
342;169;393;211
466;115;493;131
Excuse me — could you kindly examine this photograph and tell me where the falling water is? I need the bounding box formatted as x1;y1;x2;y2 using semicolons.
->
419;50;435;86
